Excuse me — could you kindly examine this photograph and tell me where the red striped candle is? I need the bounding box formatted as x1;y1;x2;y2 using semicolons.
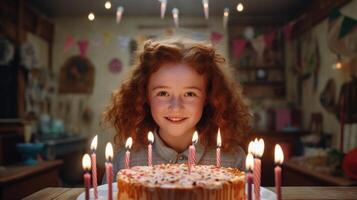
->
125;137;133;169
216;128;222;168
148;131;154;167
254;158;261;200
275;144;284;200
105;143;114;200
90;135;98;199
82;154;91;200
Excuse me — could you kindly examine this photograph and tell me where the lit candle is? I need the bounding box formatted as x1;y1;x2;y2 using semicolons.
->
246;153;254;200
105;142;114;200
148;131;154;166
247;140;254;154
253;138;264;200
202;0;209;19
274;144;284;200
216;128;222;168
82;154;91;200
116;6;124;23
125;137;133;169
90;135;98;200
188;131;198;173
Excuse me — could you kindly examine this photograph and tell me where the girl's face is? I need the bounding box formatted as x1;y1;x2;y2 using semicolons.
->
147;63;207;140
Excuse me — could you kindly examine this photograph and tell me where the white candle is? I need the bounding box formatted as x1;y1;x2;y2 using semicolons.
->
216;128;222;167
275;144;284;200
125;137;133;169
147;131;154;166
90;135;98;200
105;143;114;200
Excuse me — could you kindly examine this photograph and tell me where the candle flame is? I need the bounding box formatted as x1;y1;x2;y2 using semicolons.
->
82;154;91;170
275;144;284;164
125;137;133;149
256;138;265;157
247;141;254;154
105;142;114;161
148;131;154;143
90;135;98;151
217;128;221;147
192;131;198;144
245;153;254;171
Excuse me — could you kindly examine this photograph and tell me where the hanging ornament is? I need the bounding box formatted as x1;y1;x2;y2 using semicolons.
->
237;2;244;12
244;26;255;40
202;0;209;20
223;8;229;29
160;0;167;19
172;8;179;28
108;58;123;74
116;6;124;23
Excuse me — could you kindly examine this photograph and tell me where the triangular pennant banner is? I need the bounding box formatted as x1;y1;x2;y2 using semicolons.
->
233;39;247;59
339;16;357;38
283;23;294;41
103;32;113;47
264;31;275;49
210;32;223;44
77;40;89;56
329;8;342;22
63;35;75;53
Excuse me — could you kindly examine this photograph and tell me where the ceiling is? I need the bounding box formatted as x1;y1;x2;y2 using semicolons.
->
28;0;310;24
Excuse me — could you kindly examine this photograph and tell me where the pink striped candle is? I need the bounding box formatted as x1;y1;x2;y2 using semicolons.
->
82;154;91;200
125;137;133;169
105;143;114;200
253;158;261;200
275;144;284;200
246;153;254;200
90;135;98;199
216;128;222;168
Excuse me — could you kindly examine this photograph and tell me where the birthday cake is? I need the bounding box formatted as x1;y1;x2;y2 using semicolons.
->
117;164;245;200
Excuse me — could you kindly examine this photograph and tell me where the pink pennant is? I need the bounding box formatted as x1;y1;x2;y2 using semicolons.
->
283;23;294;41
233;39;247;59
210;32;223;44
63;35;75;53
264;31;275;49
77;40;89;57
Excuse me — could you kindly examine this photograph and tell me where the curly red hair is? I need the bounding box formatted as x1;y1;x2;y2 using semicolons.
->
103;39;251;152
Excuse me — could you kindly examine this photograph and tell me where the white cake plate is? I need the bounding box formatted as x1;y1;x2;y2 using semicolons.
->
77;183;276;200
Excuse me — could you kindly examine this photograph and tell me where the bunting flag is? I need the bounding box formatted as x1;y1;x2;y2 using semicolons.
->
233;39;247;59
117;35;131;50
264;31;275;49
339;16;357;38
91;34;103;47
283;23;294;41
108;58;123;74
251;35;266;65
103;32;113;47
77;40;89;57
63;35;75;53
329;8;342;22
210;32;223;44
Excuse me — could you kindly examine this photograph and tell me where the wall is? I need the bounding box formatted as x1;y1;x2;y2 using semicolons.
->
52;16;229;163
285;1;357;151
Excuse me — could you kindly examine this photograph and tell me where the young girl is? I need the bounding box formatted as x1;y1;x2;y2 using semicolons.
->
103;38;251;181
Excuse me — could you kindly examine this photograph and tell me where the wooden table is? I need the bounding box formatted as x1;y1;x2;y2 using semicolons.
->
24;186;357;200
0;160;63;199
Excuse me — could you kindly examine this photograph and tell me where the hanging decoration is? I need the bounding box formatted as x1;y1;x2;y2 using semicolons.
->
103;32;113;47
223;8;229;29
210;32;223;44
250;35;266;66
77;40;89;57
63;35;75;53
339;16;357;38
108;58;123;74
117;35;131;50
233;39;247;59
283;22;294;41
263;31;275;49
116;6;124;24
202;0;209;20
160;0;167;19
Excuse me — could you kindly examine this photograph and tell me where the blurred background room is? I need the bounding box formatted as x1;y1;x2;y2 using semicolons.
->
0;0;357;199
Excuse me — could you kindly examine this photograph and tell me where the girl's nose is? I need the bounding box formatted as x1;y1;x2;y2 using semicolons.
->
169;96;184;110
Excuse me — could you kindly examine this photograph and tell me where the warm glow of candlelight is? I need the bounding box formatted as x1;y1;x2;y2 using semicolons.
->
246;153;254;171
256;138;265;157
105;142;114;161
248;141;254;154
192;131;198;144
82;154;91;170
88;12;95;21
275;144;284;164
148;131;154;143
217;129;221;147
90;135;98;151
237;3;244;12
125;137;133;149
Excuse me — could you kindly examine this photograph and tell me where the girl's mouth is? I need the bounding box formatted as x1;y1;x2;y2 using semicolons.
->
165;117;188;123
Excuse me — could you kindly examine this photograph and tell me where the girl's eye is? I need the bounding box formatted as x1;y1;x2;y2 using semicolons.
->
185;92;197;97
157;91;169;97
